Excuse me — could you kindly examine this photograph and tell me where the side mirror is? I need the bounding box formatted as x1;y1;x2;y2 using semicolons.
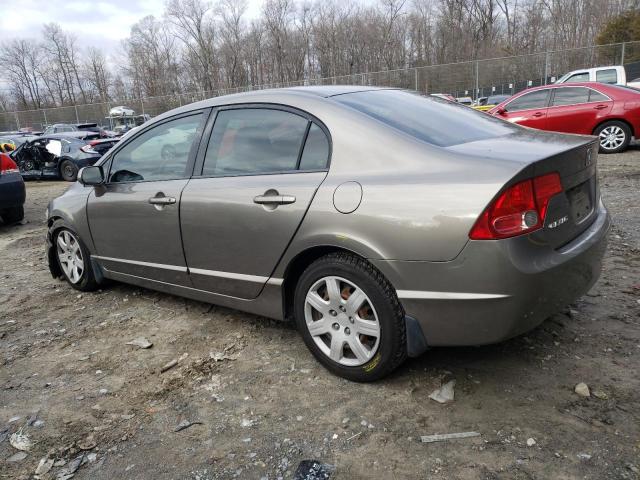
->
496;107;507;115
79;165;104;186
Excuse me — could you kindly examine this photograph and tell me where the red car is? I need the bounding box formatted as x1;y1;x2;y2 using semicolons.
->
488;82;640;153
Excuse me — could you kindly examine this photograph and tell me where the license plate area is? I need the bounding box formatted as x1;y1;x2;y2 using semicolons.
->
567;179;593;224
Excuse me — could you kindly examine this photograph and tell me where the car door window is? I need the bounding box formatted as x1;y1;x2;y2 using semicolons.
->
551;87;590;106
299;124;330;170
566;72;590;82
109;113;203;183
202;108;309;176
596;69;618;84
505;90;550;112
589;89;609;102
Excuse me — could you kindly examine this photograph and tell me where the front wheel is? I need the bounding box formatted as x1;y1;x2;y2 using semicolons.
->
59;160;79;182
293;252;407;382
53;227;99;291
595;121;631;154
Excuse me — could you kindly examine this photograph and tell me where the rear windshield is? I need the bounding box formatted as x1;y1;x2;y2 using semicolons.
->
333;90;515;147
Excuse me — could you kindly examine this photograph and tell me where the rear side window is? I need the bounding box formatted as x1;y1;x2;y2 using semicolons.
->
589;89;609;102
551;87;589;106
334;90;514;147
505;89;550;112
202;108;309;176
596;69;618;84
299;124;329;170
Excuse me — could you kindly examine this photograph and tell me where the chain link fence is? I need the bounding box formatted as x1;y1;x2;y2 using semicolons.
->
2;41;639;132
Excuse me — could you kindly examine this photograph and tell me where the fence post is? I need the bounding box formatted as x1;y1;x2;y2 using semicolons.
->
544;51;549;85
140;98;145;117
415;67;418;91
74;105;79;123
474;60;479;101
621;42;626;65
42;109;47;128
14;112;20;130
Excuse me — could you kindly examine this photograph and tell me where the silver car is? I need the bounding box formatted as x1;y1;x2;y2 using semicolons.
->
46;87;610;381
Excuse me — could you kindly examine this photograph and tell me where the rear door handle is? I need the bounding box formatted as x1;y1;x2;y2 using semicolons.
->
148;196;176;205
532;112;545;117
594;104;608;110
253;194;296;205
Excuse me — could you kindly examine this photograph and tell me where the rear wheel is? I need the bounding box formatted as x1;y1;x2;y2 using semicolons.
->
60;159;79;182
1;206;24;224
293;252;407;382
595;121;631;154
53;227;99;291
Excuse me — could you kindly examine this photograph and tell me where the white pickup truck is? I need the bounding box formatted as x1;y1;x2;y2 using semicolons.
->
555;65;640;88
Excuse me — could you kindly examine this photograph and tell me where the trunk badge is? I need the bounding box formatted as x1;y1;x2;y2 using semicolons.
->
585;149;593;167
547;215;569;229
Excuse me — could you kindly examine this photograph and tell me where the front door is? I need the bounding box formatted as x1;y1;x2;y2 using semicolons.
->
87;111;207;285
499;88;551;130
181;107;331;299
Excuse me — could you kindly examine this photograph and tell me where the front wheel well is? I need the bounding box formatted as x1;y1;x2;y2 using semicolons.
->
593;118;634;137
281;246;367;322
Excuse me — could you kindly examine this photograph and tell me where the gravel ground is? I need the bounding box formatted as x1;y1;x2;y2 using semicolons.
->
1;148;639;480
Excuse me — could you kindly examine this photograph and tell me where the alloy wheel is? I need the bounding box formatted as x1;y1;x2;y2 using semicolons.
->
599;125;625;151
304;276;381;367
56;230;85;284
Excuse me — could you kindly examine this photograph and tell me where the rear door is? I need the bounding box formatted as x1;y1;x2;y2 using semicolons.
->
546;86;613;135
180;106;330;299
499;89;551;129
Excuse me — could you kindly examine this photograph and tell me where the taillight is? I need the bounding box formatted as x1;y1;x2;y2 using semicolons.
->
469;172;562;240
0;153;19;174
80;144;98;154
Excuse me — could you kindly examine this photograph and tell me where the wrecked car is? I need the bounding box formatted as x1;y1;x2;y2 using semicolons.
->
9;135;119;181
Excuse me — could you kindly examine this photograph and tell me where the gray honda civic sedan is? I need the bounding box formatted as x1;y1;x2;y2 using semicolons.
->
46;86;610;381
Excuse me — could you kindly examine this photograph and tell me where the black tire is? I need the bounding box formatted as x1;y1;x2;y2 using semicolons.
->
59;159;79;182
1;205;24;224
594;120;631;154
51;223;99;292
293;252;407;382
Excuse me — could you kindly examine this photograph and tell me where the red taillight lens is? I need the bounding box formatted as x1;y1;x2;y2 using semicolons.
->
80;144;98;154
0;153;19;174
469;172;563;240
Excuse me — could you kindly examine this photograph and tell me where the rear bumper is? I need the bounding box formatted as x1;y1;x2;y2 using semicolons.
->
0;173;26;209
373;200;610;347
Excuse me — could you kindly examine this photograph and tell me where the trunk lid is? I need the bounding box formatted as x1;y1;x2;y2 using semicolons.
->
447;131;600;249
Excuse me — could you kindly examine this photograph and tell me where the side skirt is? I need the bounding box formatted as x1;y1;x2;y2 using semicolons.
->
101;268;285;321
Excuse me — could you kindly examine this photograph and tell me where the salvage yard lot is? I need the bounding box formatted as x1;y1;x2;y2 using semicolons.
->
1;149;639;479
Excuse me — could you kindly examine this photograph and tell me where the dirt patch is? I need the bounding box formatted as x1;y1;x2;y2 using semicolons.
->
1;150;639;479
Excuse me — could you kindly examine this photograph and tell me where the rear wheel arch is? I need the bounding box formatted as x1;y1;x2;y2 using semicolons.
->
593;118;634;137
282;246;389;322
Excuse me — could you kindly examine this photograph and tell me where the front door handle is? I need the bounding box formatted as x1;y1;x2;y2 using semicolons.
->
148;196;176;205
594;104;608;110
532;112;545;117
253;194;296;205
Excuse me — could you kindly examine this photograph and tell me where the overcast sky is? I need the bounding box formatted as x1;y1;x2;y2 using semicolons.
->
0;0;264;53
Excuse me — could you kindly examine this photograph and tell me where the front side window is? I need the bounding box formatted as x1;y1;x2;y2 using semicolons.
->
505;89;550;112
567;72;590;82
202;108;309;176
596;69;618;84
109;113;203;183
551;87;590;106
